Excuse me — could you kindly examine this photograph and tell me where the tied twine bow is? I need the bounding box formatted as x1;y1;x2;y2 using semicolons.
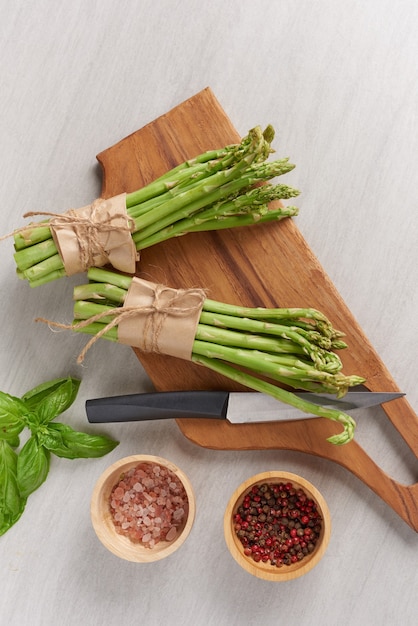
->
0;193;137;275
26;194;136;275
36;283;207;364
50;199;135;272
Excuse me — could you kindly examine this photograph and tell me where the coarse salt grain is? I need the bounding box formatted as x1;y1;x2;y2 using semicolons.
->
173;508;184;521
166;526;177;541
109;462;189;549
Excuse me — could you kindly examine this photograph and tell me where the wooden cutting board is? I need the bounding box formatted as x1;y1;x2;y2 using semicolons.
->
97;88;418;531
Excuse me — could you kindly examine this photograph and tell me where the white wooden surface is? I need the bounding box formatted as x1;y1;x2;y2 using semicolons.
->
1;1;417;625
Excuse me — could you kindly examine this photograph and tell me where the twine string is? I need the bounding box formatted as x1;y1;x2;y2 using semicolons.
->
36;284;206;363
0;199;135;273
0;213;54;243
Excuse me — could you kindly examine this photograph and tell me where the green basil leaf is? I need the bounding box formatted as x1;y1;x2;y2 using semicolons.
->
22;377;79;408
0;391;26;441
21;411;42;432
43;422;119;459
36;425;65;450
7;435;21;449
0;440;27;535
22;377;81;425
16;435;50;499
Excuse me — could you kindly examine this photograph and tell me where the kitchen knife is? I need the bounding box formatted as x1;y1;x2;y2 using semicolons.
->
85;390;404;424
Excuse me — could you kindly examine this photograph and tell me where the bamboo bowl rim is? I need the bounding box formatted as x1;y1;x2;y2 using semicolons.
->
224;471;331;581
91;454;196;562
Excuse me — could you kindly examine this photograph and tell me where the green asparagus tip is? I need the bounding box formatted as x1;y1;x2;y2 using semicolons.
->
331;340;348;350
326;413;356;445
262;125;275;144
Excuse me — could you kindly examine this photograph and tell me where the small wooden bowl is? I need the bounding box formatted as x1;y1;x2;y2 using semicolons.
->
224;471;331;581
91;454;196;562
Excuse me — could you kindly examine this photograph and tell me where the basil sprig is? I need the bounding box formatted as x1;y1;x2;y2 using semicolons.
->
0;377;118;536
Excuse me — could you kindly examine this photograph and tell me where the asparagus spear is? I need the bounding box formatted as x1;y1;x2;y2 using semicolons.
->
62;268;364;444
11;126;300;287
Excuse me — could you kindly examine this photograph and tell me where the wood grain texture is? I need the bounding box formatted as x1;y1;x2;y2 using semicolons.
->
97;88;418;531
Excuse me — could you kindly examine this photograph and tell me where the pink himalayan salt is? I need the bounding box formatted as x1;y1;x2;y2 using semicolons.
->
109;462;189;549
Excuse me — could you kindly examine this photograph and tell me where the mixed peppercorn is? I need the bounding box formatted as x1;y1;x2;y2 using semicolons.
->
233;481;322;567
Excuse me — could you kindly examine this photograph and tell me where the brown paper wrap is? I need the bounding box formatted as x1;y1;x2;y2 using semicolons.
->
118;278;206;361
49;193;138;275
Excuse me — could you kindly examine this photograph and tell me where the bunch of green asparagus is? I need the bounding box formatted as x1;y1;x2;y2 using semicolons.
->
12;126;299;287
65;268;365;445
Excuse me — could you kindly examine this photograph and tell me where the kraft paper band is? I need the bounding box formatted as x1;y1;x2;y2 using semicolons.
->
49;193;138;275
118;278;206;361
